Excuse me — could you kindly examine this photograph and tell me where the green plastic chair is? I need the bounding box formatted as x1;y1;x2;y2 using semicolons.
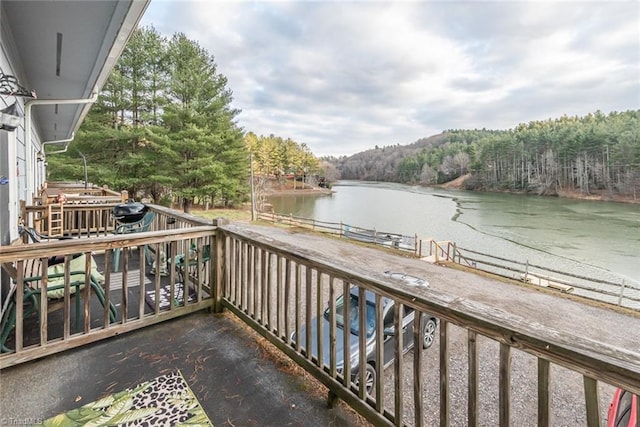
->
0;260;118;353
112;211;155;272
174;244;211;284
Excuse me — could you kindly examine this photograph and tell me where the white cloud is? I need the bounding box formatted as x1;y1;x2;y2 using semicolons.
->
141;1;640;157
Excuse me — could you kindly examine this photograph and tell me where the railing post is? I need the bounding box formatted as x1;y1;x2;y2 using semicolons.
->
213;218;229;313
468;330;478;427
618;280;626;306
583;376;600;427
538;358;550;427
499;343;512;427
439;320;449;427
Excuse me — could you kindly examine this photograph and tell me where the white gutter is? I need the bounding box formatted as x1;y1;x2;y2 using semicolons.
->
41;132;76;155
24;94;98;203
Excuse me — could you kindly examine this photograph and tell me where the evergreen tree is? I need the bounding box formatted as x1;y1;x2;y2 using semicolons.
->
163;33;247;212
49;27;249;212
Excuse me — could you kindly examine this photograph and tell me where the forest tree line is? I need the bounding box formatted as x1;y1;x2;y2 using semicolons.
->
245;132;323;179
47;27;321;212
333;110;640;199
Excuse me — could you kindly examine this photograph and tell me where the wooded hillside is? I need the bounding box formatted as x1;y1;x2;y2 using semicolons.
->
333;110;639;199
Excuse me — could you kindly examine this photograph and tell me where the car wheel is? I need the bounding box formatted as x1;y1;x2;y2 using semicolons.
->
423;318;437;349
360;363;376;396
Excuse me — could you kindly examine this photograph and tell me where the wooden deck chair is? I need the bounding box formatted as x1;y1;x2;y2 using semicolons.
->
112;211;155;272
0;253;117;353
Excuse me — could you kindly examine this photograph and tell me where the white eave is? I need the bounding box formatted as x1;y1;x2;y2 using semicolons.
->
1;0;150;141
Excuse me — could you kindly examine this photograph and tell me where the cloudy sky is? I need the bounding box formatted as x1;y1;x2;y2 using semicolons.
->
141;1;639;157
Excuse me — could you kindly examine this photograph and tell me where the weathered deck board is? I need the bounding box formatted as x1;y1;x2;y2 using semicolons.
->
0;311;363;426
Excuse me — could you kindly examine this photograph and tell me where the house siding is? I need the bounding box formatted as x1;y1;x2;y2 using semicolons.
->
1;0;45;247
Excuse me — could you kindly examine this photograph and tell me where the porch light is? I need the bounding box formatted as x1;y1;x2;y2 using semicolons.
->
37;151;45;162
0;103;21;131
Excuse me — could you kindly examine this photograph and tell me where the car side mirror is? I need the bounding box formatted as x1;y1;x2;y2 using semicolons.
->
383;327;395;337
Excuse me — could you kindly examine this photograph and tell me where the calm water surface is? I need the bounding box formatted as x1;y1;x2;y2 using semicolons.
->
268;181;640;286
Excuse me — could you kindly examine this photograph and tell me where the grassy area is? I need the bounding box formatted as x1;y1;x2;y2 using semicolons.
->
191;207;252;222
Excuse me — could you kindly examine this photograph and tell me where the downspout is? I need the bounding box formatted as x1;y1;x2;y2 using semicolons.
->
41;132;76;155
24;93;98;203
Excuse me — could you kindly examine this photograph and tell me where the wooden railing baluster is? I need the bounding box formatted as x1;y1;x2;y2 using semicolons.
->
538;358;550;427
499;343;512;427
414;311;424;427
468;330;479;427
440;320;449;427
584;376;600;427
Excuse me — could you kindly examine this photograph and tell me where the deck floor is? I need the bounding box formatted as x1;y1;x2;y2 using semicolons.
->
0;311;362;425
1;246;362;425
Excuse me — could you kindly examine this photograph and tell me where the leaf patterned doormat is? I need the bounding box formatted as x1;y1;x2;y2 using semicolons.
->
44;371;212;426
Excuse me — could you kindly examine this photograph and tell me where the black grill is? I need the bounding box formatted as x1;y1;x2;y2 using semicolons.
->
112;202;148;224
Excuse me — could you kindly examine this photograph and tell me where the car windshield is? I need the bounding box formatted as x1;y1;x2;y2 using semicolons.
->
325;293;376;338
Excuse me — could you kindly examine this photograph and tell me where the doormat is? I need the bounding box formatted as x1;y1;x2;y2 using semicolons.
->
145;282;197;311
43;370;212;426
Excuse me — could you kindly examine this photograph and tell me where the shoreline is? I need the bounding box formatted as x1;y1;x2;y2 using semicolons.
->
261;177;638;204
438;174;639;205
263;187;334;196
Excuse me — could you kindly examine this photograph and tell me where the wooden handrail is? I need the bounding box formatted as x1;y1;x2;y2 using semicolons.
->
216;224;640;426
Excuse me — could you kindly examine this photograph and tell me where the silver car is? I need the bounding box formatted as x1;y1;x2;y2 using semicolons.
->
295;272;438;395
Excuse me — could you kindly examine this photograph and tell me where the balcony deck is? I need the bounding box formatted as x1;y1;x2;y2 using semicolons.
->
0;310;363;425
1;209;638;426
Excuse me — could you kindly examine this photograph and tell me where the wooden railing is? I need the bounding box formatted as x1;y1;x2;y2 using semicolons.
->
418;239;640;310
38;181;126;205
23;203;120;237
2;202;639;425
259;213;640;311
215;224;640;427
0;204;218;368
257;212;418;252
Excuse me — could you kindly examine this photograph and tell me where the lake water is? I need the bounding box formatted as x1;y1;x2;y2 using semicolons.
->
268;181;640;288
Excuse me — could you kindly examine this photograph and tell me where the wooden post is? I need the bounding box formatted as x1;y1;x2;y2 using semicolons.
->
440;320;449;427
583;376;600;427
618;280;626;306
538;358;550;427
213;218;229;313
250;153;256;221
468;330;478;427
499;343;512;427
